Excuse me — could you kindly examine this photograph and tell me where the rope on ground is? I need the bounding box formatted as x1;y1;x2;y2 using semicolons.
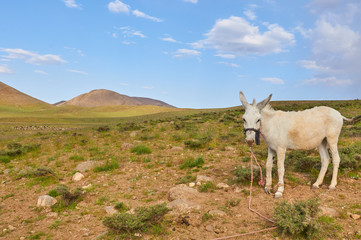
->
209;147;277;240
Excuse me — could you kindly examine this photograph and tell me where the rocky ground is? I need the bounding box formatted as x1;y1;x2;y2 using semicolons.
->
0;106;360;240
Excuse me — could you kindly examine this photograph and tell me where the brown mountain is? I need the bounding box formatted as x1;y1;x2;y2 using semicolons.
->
0;81;51;108
60;89;175;108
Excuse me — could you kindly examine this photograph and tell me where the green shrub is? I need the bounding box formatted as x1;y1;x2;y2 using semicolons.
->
179;157;204;169
18;167;55;178
131;144;152;155
96;126;110;132
51;185;83;212
103;203;169;235
184;140;203;149
0;155;11;164
93;158;119;172
69;154;84;161
176;175;196;184
274;199;340;239
202;213;213;222
114;202;129;212
274;199;320;238
198;181;216;192
230;166;266;185
117;122;143;132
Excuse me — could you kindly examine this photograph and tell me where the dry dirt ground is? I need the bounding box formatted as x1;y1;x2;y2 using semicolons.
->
0;114;360;240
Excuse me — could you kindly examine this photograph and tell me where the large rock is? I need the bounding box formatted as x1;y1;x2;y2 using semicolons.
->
319;206;339;218
72;172;84;181
209;210;227;217
75;161;97;173
37;195;57;207
168;184;198;201
170;146;184;151
104;206;118;215
196;175;213;183
167;199;201;213
121;143;134;150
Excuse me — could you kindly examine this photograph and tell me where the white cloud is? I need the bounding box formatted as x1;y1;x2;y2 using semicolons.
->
183;0;198;3
307;0;340;13
142;86;154;90
299;16;361;86
195;16;295;56
298;60;331;72
34;70;48;75
64;46;85;56
132;31;146;38
173;49;201;58
217;62;240;68
0;65;13;74
67;69;88;75
132;10;162;22
121;28;146;38
108;0;130;14
161;37;177;43
0;48;66;65
62;0;81;9
215;54;236;59
304;77;352;86
244;10;256;20
261;77;285;85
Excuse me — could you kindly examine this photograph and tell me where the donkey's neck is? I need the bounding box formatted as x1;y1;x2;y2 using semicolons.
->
260;105;276;134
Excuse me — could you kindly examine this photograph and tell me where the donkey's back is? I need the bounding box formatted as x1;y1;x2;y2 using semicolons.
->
263;106;344;150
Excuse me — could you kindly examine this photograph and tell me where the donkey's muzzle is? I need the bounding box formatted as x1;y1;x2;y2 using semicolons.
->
244;128;261;145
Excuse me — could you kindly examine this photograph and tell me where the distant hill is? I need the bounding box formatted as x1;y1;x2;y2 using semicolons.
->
0;81;51;108
60;89;175;108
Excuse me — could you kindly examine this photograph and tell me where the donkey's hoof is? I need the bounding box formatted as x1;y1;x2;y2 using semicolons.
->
274;192;283;199
311;184;319;189
264;187;272;194
328;185;336;190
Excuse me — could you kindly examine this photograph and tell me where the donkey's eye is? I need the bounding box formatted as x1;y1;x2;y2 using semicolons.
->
257;119;261;123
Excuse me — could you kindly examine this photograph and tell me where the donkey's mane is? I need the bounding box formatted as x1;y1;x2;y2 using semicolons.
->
261;104;274;113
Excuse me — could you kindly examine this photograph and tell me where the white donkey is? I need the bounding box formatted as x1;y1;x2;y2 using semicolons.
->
239;91;360;198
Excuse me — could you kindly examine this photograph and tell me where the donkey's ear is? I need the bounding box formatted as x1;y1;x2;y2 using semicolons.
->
239;91;250;109
257;94;272;110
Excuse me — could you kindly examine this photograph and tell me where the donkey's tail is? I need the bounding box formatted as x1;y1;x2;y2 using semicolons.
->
343;115;361;124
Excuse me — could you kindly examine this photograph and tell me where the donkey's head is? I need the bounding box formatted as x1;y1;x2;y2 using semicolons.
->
239;91;272;147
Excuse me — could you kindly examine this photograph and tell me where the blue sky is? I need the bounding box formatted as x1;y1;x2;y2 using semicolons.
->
0;0;360;108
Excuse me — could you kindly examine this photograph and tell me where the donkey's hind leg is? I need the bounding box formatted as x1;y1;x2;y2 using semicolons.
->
328;137;341;190
312;139;329;189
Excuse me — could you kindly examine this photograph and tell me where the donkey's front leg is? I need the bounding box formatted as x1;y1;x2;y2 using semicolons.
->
265;148;276;194
275;147;286;199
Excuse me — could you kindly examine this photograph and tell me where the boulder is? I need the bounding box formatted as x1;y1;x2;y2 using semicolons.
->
168;184;198;201
104;206;118;215
75;161;97;173
196;175;213;183
171;146;184;151
72;172;84;181
216;183;230;189
319;206;339;218
37;195;57;207
209;210;227;217
121;143;134;150
167;199;201;213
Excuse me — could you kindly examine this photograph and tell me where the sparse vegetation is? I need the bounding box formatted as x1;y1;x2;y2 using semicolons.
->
179;156;204;169
131;144;152;155
50;184;84;212
103;203;169;237
274;199;341;239
0;99;360;239
93;157;119;172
